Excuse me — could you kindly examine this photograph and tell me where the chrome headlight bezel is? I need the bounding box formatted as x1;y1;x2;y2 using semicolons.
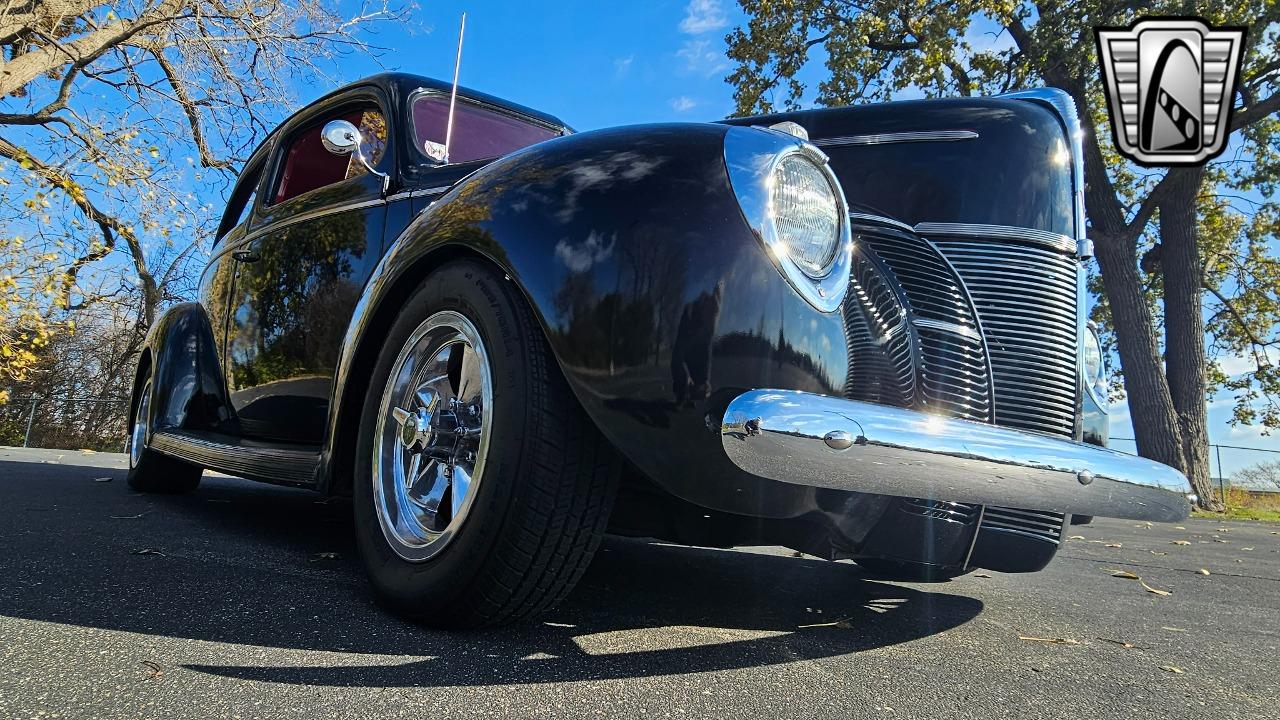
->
724;125;853;313
1082;322;1108;409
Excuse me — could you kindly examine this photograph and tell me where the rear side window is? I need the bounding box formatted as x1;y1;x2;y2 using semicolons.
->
411;94;558;164
217;162;263;240
272;107;388;205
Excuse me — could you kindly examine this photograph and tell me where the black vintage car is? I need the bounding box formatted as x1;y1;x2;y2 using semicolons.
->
127;73;1191;627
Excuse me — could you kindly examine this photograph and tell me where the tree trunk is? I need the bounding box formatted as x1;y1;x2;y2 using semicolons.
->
1092;235;1187;475
1159;168;1220;511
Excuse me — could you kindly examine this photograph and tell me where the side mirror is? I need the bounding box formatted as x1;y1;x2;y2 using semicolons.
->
320;118;388;191
321;119;361;155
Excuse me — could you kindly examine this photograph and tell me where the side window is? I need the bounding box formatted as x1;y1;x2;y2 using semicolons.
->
271;107;388;205
411;94;558;164
217;162;263;240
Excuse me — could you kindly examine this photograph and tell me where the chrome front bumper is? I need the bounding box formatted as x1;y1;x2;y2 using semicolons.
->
721;390;1191;522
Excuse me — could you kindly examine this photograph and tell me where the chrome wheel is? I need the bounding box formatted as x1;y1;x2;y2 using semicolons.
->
372;310;493;562
129;383;151;468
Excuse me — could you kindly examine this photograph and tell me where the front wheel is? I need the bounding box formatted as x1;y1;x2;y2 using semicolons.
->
125;378;203;493
353;260;619;628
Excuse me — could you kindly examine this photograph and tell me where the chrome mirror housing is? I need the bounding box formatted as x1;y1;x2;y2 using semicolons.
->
321;119;361;155
321;118;388;189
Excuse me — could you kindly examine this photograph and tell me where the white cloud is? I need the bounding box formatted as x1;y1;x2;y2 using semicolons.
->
613;54;634;78
676;38;729;76
669;96;697;112
679;0;728;34
1214;348;1279;377
555;231;615;272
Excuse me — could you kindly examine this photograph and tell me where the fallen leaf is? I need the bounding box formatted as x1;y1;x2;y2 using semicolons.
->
1171;540;1191;546
973;573;992;578
1159;665;1184;674
1197;569;1210;576
130;548;165;556
1150;550;1168;556
1098;638;1140;649
141;660;164;680
1217;528;1230;533
79;449;96;455
1140;579;1171;596
1068;535;1085;540
1018;636;1080;645
93;477;111;482
1105;543;1123;548
799;617;855;629
1107;569;1140;579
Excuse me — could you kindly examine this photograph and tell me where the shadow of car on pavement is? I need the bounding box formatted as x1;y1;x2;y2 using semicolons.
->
0;457;982;687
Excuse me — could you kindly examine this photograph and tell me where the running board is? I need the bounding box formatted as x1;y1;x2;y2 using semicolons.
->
149;429;320;489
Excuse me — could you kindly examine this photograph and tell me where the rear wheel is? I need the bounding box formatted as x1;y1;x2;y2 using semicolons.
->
353;260;619;628
125;378;203;493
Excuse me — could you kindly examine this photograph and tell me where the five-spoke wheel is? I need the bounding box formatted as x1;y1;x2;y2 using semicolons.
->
352;260;619;627
373;311;492;562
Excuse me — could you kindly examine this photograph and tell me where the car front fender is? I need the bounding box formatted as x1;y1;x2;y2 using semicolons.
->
323;123;849;517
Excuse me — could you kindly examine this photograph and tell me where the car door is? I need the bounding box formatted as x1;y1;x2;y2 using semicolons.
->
223;93;393;444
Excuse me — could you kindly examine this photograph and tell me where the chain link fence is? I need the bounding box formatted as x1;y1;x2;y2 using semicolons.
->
0;397;129;452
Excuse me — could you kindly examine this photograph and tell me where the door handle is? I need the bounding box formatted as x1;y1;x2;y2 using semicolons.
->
232;249;261;263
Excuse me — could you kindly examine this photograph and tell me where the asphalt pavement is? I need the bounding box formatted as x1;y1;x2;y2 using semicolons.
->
0;446;1277;720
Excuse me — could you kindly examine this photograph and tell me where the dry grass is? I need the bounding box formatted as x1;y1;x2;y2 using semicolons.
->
1193;486;1280;522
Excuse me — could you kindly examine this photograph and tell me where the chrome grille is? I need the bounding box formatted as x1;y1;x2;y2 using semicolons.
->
927;235;1080;437
844;247;916;408
856;224;992;423
901;498;980;525
980;506;1067;544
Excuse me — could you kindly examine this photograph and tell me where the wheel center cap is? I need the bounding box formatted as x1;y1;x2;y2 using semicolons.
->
399;409;434;450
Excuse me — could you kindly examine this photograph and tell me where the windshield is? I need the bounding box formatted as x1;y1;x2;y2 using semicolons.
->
411;93;559;164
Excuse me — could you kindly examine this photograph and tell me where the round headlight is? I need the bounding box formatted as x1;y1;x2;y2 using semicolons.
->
723;126;852;312
1082;324;1107;394
770;153;842;277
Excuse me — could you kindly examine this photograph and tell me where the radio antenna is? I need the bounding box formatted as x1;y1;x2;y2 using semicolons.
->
443;12;466;164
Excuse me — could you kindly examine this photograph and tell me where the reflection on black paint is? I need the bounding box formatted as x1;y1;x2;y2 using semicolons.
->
671;282;723;407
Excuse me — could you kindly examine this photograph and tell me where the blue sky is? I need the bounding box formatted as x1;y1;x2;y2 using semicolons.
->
314;0;745;130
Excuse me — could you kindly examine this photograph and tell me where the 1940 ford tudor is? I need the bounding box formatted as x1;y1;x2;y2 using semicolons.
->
127;73;1192;628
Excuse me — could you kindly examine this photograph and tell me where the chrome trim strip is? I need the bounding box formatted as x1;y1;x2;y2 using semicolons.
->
915;222;1077;254
245;197;387;244
721;389;1191;522
849;212;915;234
814;130;979;147
385;186;452;203
962;504;987;569
913;317;983;342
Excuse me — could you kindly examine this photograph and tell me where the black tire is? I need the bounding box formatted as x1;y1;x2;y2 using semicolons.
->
353;260;620;628
125;378;203;494
855;557;970;582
